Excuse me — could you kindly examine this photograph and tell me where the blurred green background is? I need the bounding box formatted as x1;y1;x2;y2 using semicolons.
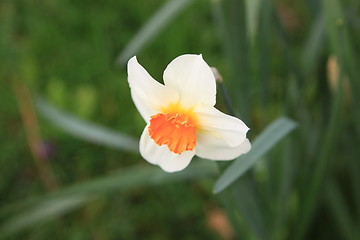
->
1;0;359;239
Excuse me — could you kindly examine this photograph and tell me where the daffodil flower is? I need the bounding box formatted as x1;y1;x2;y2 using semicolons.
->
127;54;251;172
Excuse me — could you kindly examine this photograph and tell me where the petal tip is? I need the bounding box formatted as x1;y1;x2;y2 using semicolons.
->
127;56;138;73
127;56;138;66
242;138;252;154
159;165;182;173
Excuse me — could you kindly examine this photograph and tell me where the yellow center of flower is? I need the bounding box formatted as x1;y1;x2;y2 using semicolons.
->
148;107;197;154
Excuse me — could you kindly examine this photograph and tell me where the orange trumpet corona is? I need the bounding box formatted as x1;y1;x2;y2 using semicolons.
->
148;112;197;154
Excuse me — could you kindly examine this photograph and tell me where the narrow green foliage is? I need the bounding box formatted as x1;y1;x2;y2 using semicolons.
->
35;97;139;153
245;0;262;44
295;1;349;238
301;13;325;76
0;160;217;237
115;0;194;66
325;179;355;240
214;117;297;194
1;194;92;237
228;180;269;240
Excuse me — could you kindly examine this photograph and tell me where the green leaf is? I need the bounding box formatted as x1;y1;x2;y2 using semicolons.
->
229;180;270;240
245;0;262;44
0;160;217;236
301;13;325;75
35;97;139;153
213;117;297;194
115;0;193;66
322;0;343;55
325;178;354;240
1;194;92;236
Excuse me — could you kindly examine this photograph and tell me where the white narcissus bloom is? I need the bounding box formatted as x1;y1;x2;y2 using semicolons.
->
127;54;251;172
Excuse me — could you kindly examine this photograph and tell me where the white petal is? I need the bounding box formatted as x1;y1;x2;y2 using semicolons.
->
195;105;250;147
128;56;179;122
196;138;251;160
139;125;195;172
163;54;216;108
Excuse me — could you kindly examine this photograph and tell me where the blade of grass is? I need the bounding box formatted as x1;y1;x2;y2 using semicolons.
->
322;0;342;54
214;117;297;194
35;97;139;153
325;178;354;240
212;2;272;237
212;0;250;120
337;9;360;137
271;138;298;240
1;194;92;237
0;160;217;236
245;0;262;44
115;0;193;66
229;179;269;240
349;147;360;226
294;54;344;240
211;0;231;63
230;0;250;121
301;13;325;76
217;190;245;238
257;0;271;106
294;1;346;238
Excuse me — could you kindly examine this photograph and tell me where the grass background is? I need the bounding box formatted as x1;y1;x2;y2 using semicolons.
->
1;0;359;239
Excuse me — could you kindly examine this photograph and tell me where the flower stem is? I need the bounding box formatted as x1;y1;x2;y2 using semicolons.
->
219;82;236;117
